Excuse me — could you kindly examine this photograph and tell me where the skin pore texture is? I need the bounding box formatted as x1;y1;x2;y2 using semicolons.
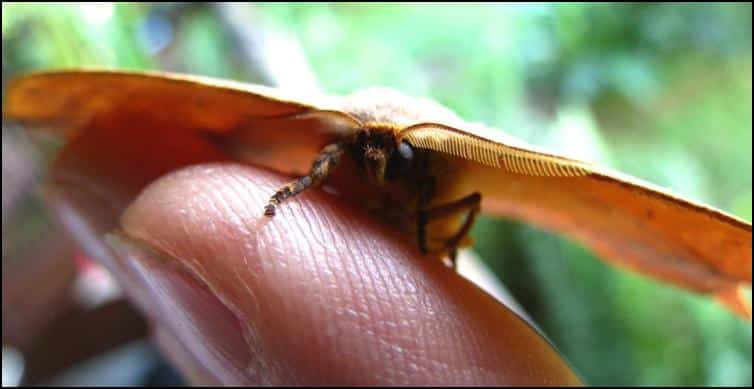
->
107;164;580;385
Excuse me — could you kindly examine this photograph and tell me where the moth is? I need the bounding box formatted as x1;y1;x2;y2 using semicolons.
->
4;70;752;319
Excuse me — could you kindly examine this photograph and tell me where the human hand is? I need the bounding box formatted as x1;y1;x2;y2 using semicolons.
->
40;122;581;386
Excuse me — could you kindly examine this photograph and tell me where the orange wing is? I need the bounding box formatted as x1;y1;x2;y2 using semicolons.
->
5;70;751;318
4;69;345;175
401;122;752;319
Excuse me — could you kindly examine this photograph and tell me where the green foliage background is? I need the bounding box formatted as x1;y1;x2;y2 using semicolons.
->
3;3;751;386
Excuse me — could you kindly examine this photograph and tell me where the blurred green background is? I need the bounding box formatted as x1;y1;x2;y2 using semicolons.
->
2;2;751;386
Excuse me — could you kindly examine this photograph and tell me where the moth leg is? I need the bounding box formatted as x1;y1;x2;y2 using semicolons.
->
264;142;344;216
417;192;482;269
445;193;482;269
416;177;437;255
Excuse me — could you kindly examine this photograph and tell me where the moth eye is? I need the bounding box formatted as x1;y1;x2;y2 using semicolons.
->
386;141;414;179
397;141;414;161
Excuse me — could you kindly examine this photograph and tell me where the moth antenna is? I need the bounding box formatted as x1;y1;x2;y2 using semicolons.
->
281;109;364;129
400;122;592;177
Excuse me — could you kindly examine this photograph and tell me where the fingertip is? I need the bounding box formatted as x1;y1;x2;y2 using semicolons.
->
115;162;580;385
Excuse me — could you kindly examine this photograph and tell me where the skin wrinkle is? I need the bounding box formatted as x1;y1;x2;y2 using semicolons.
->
262;167;418;382
254;225;298;383
296;196;342;303
315;203;357;309
259;185;290;264
339;208;429;383
224;180;290;382
360;235;427;383
405;262;488;382
313;203;357;302
427;293;469;382
319;219;369;371
220;215;269;383
430;312;467;382
281;193;333;366
205;174;262;304
119;163;579;385
212;179;260;298
359;263;399;382
307;182;405;381
399;263;456;375
221;172;257;236
328;236;388;382
122;172;280;383
208;171;292;382
334;215;383;323
408;233;494;382
195;180;243;312
261;174;358;382
359;257;422;382
337;213;382;324
380;269;426;382
165;174;213;280
354;226;458;383
268;212;305;346
362;223;403;305
455;286;494;372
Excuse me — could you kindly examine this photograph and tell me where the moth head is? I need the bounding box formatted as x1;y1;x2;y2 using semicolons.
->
357;127;415;185
364;145;388;185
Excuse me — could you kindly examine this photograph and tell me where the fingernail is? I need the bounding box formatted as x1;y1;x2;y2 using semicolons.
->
105;233;261;385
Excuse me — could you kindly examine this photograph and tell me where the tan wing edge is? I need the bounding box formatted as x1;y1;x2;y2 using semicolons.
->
400;123;591;177
3;69;352;177
717;285;752;320
3;69;343;135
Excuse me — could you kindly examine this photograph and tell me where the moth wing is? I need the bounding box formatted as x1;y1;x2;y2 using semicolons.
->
4;70;351;175
401;122;752;319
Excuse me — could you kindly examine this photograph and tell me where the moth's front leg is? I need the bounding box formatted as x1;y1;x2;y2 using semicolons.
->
264;142;344;216
417;192;482;269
